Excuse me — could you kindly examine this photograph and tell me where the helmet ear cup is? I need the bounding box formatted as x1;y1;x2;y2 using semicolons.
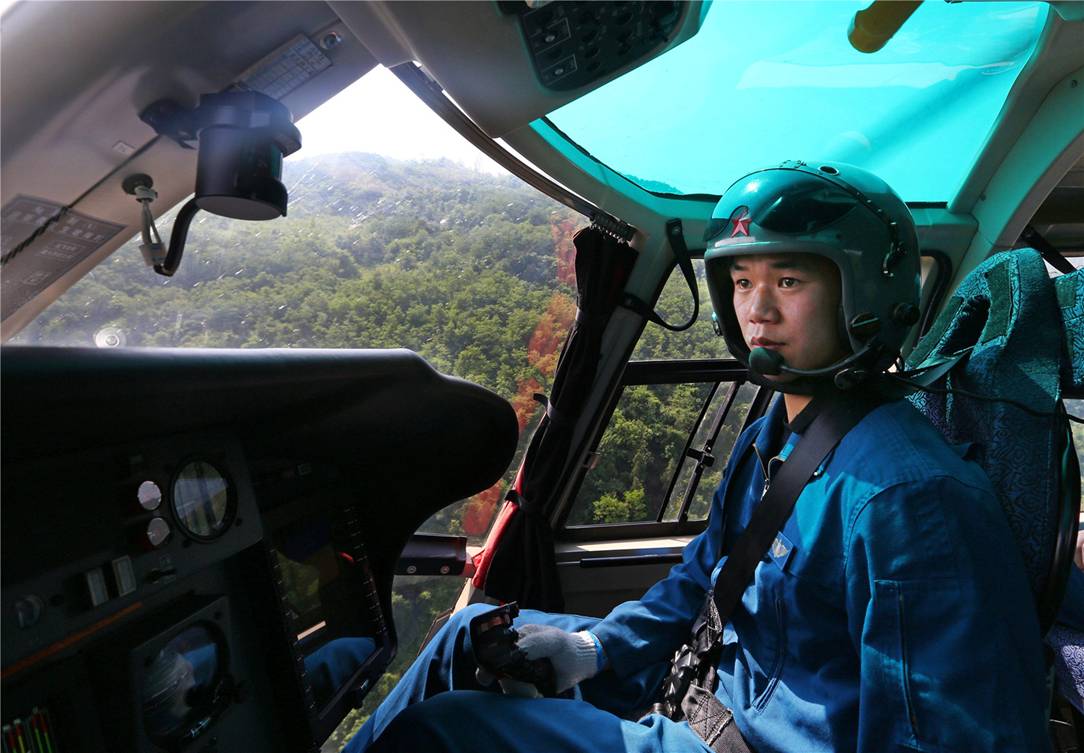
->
704;257;746;359
836;305;850;355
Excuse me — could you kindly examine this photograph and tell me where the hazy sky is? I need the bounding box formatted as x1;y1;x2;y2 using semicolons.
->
294;66;510;175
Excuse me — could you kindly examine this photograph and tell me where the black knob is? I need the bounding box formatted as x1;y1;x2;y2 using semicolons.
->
14;595;44;629
834;368;868;390
892;303;920;325
122;173;154;196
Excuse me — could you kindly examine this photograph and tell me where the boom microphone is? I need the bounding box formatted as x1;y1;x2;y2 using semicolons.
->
748;344;877;379
749;347;786;376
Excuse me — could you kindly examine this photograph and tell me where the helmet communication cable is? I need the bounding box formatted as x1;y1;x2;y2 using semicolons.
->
889;373;1083;425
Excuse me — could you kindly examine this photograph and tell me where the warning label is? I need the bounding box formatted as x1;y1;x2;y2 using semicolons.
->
1;196;125;320
0;196;64;258
240;34;332;101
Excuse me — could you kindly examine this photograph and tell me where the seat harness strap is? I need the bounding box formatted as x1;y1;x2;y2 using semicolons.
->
653;391;883;752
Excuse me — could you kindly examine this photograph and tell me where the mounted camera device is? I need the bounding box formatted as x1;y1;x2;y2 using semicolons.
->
123;91;301;277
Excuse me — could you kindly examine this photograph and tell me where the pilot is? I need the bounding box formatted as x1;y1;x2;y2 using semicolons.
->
346;163;1050;753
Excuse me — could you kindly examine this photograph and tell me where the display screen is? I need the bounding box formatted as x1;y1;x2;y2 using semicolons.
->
272;513;381;711
141;624;222;743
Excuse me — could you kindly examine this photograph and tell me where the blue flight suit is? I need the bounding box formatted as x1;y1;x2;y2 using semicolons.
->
349;397;1050;753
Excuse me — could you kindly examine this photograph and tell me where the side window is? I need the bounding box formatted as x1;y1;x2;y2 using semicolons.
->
630;258;718;361
563;261;764;528
566;377;760;527
666;380;760;521
326;572;465;750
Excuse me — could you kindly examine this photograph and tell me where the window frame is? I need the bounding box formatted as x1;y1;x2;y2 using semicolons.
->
554;358;771;540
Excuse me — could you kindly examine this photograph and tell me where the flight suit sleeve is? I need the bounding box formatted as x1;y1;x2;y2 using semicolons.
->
844;475;1050;753
589;424;758;679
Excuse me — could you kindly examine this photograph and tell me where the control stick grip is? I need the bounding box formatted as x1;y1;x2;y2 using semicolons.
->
469;602;560;697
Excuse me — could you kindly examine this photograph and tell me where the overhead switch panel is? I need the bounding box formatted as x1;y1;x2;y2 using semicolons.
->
512;1;683;91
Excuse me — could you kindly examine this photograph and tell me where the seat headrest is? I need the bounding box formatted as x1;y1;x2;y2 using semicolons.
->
907;249;1071;628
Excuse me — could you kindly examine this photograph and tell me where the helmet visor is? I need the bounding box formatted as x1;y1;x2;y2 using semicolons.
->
703;169;858;245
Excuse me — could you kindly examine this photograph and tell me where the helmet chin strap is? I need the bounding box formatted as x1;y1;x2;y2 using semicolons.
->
748;342;879;391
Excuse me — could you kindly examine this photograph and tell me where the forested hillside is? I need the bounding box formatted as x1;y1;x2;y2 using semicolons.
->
16;151;725;533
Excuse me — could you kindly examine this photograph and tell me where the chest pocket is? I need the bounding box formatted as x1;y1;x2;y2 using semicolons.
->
753;592;787;710
719;447;832;712
738;557;788;712
745;526;841;712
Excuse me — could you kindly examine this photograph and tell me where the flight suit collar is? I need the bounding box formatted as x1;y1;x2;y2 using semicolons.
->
749;396;832;484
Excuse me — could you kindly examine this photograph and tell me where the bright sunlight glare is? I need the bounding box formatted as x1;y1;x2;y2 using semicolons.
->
294;66;511;176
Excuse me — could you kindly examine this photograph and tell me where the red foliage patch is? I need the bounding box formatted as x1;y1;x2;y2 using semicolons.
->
463;483;504;537
457;219;581;539
550;217;579;288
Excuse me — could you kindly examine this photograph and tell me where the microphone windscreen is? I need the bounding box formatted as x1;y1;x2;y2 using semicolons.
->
749;347;784;376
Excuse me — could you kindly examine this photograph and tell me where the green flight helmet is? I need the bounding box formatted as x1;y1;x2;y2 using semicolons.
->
703;160;920;391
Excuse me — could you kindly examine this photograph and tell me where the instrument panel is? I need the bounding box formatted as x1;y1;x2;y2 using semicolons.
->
3;433;263;667
2;432;278;752
2;430;393;753
2;346;518;753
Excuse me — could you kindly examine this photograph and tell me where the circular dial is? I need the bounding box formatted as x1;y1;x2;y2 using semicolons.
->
137;480;163;511
146;517;171;547
171;460;234;540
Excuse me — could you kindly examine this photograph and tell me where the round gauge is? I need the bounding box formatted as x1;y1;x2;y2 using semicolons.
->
142;623;226;744
137;480;163;511
171;460;234;540
146;517;171;547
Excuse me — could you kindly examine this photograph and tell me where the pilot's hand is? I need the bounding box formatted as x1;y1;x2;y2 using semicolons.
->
515;624;599;694
1074;528;1083;571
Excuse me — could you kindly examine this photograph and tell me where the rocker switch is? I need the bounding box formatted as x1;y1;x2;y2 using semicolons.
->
111;555;137;597
84;568;109;607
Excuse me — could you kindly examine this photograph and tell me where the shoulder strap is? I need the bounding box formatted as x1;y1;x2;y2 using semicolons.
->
710;392;882;623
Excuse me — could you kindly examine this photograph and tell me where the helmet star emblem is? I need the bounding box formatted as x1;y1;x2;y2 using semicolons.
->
730;207;751;237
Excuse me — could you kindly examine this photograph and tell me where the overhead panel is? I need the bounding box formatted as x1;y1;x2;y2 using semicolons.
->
509;1;683;91
330;0;704;138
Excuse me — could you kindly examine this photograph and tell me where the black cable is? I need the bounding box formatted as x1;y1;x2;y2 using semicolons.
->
891;374;1083;424
153;198;200;277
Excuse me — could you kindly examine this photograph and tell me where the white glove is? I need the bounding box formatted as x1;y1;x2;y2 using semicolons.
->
515;624;600;694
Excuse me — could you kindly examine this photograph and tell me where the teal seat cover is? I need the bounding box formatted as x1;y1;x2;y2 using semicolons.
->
1056;268;1084;390
906;250;1074;608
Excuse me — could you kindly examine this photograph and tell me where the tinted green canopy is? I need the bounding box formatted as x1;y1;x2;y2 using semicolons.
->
538;0;1047;202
